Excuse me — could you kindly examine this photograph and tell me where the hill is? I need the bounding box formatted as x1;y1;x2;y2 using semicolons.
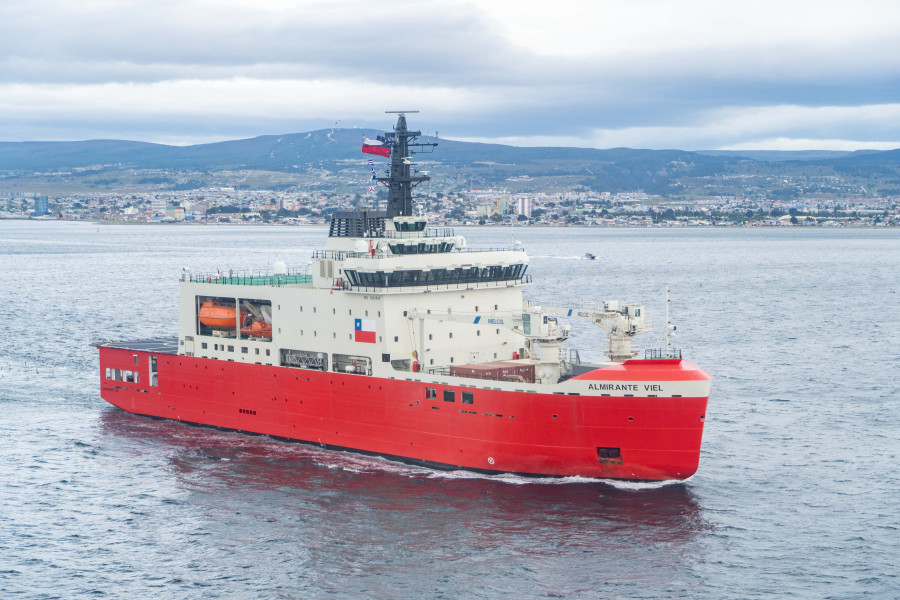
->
1;130;899;198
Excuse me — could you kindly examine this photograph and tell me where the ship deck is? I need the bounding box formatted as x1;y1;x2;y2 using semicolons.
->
96;336;179;354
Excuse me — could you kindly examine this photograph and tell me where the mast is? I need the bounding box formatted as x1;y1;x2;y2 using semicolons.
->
376;111;438;217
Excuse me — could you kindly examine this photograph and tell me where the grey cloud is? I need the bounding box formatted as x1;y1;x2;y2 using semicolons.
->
2;0;900;147
0;1;515;84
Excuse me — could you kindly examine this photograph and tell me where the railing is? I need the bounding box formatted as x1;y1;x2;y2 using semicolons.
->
313;247;527;261
427;367;530;383
384;227;455;239
644;348;682;360
188;269;311;286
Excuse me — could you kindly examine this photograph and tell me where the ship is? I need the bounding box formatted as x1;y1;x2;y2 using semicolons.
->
96;112;712;481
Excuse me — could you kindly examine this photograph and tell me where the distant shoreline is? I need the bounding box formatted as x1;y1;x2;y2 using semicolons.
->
2;216;897;229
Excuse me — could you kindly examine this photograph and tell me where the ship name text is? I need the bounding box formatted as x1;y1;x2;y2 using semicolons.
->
588;383;664;392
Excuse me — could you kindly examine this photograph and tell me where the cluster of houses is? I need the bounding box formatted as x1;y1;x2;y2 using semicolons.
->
2;188;897;227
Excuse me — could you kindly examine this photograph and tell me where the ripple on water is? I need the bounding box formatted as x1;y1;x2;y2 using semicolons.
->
1;223;898;599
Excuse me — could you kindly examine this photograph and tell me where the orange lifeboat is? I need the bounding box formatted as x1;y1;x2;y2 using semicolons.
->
240;320;273;338
199;301;247;329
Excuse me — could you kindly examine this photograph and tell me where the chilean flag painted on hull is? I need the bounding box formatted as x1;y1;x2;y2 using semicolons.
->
354;319;376;343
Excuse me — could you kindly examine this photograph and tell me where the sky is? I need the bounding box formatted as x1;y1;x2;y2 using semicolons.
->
1;0;899;150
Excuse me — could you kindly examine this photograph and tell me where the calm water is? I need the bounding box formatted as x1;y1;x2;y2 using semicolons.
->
1;221;898;599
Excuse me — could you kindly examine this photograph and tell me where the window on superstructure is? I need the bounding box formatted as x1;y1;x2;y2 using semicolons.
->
462;392;474;405
133;355;139;366
105;368;111;379
228;345;234;352
443;390;455;402
425;388;437;400
201;342;208;349
241;347;248;354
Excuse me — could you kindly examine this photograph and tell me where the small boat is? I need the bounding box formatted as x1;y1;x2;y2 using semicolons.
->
240;320;273;338
198;301;248;329
583;253;596;260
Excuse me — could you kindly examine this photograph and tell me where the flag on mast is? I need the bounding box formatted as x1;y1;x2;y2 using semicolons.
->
362;137;390;158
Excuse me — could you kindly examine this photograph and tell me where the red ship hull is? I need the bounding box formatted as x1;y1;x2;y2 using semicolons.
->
98;344;710;481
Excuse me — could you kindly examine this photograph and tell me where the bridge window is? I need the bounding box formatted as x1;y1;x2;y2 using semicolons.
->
343;264;527;289
394;220;426;232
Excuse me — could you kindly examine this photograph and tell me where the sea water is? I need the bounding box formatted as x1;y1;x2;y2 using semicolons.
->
1;221;897;599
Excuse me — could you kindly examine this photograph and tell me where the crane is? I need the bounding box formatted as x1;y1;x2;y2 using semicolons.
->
406;299;651;383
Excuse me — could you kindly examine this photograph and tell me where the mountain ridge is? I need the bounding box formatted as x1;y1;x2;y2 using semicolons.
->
2;129;899;197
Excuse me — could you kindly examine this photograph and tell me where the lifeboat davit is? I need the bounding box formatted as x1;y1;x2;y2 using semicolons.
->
198;301;247;329
240;320;273;338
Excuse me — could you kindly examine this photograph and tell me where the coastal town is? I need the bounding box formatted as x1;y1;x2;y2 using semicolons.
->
3;186;897;227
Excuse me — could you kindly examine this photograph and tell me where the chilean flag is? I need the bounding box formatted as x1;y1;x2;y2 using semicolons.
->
362;137;391;158
354;318;376;343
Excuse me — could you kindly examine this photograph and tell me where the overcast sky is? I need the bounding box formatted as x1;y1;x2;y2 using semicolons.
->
1;0;898;150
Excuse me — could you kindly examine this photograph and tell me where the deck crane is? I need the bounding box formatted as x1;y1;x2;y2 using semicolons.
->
406;299;652;383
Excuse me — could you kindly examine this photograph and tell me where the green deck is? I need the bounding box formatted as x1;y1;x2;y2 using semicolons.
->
192;274;312;286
